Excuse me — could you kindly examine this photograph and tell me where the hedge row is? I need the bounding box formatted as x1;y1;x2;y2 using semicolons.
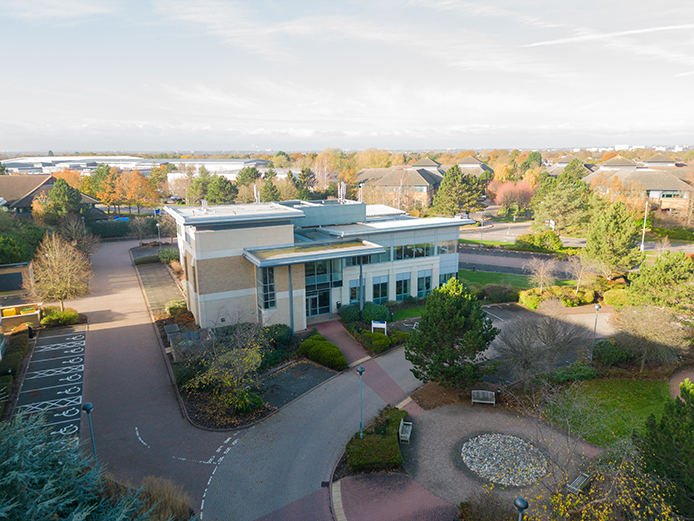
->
297;335;347;371
40;307;79;327
346;408;408;472
519;286;595;310
338;302;390;324
347;327;409;355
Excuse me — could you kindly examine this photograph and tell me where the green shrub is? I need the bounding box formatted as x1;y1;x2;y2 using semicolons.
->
551;363;597;384
41;305;61;316
165;299;187;317
258;349;291;373
235;391;264;415
603;288;627;308
360;330;392;354
306;341;347;371
297;335;326;356
389;330;409;346
362;302;390;323
265;324;292;348
172;362;204;387
7;335;28;356
40;308;79;327
593;339;636;367
0;353;24;377
478;284;519;304
346;408;407;472
89;220;131;238
519;288;543;309
158;249;180;264
338;303;361;324
514;231;562;252
133;255;160;265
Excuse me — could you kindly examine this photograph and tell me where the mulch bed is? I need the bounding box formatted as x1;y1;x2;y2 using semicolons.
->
410;382;467;410
180;390;277;430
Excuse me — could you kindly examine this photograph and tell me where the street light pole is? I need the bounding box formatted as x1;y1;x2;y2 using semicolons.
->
514;497;529;521
591;303;601;361
82;402;98;472
81;215;86;235
640;199;649;252
356;366;365;438
156;222;161;251
480;218;484;248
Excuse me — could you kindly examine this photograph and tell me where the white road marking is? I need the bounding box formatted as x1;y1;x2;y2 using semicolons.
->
135;427;150;449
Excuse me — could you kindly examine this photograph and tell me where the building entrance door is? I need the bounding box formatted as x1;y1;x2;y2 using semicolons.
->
306;289;330;317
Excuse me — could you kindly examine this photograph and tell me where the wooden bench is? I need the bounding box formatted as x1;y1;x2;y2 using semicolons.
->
398;418;413;444
567;473;591;494
471;390;496;407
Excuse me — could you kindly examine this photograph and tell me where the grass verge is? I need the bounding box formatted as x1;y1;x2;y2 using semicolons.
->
555;378;670;447
392;305;425;321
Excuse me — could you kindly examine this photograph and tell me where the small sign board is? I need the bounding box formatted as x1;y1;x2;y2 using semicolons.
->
371;320;387;334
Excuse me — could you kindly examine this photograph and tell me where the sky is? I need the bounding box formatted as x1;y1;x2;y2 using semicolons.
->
1;0;694;153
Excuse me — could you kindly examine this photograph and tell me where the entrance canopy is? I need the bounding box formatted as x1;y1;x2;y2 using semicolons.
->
243;240;384;268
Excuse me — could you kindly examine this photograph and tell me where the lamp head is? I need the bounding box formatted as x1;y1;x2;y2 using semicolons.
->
82;402;94;415
514;497;529;512
595;303;601;311
356;366;365;376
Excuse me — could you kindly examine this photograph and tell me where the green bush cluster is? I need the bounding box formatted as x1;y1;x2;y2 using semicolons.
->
360;330;392;354
0;353;24;378
603;288;627;308
234;391;264;415
90;220;131;238
475;283;519;304
298;336;347;371
265;324;292;348
551;363;597;384
593;339;637;367
158;249;180;264
337;304;361;323
40;308;79;327
519;286;594;309
338;301;390;324
165;300;187;317
389;330;409;346
514;231;563;252
346;408;407;472
0;374;12;415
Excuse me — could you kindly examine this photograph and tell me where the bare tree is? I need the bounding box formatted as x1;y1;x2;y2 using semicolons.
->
654;234;671;256
524;257;557;293
495;300;592;385
566;255;593;297
129;217;152;246
26;233;91;311
613;306;688;372
58;214;100;256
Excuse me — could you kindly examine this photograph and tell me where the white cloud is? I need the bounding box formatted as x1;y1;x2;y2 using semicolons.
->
1;0;116;20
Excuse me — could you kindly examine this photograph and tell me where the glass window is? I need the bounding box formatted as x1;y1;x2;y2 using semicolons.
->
438;239;457;255
349;279;365;304
417;269;432;299
372;275;389;305
414;243;434;257
396;273;411;301
370;247;391;264
306;259;343;288
256;267;276;310
439;272;456;286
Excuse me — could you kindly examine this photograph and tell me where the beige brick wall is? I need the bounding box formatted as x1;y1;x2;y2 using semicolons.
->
197;256;255;295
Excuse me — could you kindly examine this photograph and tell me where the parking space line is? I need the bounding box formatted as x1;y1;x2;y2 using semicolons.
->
29;354;85;363
20;382;82;395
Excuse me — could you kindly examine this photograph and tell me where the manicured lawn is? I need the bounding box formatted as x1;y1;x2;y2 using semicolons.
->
459;238;510;247
392;305;425;322
458;269;574;289
561;378;670;447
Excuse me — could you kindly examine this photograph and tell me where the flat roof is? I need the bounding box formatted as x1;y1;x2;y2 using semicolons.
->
321;217;467;237
164;203;305;227
243;240;384;267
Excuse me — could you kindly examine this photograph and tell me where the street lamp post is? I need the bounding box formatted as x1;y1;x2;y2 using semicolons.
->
480;218;484;248
514;497;529;521
82;403;98;472
356;366;365;438
591;303;601;361
81;215;86;235
640;199;649;252
156;222;161;250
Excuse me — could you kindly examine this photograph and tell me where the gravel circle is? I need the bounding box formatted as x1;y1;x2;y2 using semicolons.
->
461;433;547;486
